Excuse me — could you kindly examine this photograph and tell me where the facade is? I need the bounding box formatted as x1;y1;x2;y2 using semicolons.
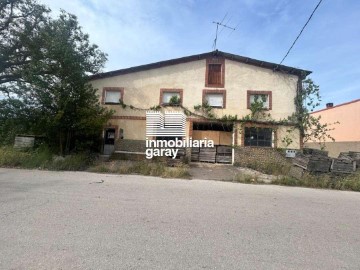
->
90;51;311;161
305;99;360;157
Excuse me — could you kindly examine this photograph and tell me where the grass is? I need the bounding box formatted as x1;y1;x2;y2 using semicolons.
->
272;171;360;192
0;146;94;171
234;160;291;176
89;160;191;179
233;174;263;184
0;146;190;179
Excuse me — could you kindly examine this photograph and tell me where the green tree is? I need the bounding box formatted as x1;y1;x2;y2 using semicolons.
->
0;0;112;154
293;78;337;148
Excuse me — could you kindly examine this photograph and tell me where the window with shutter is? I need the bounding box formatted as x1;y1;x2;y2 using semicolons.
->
205;58;225;88
205;93;224;107
208;64;222;85
102;87;124;105
203;90;226;108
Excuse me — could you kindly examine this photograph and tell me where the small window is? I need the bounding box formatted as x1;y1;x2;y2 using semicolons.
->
208;64;222;85
250;94;269;109
244;127;272;147
205;93;224;108
162;92;181;105
205;57;225;87
105;91;121;104
247;91;272;110
103;88;123;104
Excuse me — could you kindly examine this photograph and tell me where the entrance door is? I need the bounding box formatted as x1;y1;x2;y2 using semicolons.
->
103;128;116;155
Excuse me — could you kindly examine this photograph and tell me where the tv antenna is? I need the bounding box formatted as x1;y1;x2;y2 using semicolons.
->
212;16;236;50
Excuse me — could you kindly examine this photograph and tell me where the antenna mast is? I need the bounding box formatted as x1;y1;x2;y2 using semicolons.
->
212;20;235;50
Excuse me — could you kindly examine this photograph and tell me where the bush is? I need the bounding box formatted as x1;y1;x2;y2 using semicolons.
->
0;146;94;171
273;172;360;192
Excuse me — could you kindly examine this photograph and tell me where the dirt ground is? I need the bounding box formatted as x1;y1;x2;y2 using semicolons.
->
189;162;280;183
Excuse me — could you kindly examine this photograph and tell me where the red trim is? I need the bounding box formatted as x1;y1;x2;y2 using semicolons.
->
159;89;184;106
202;89;226;108
102;87;124;104
311;99;360;114
247;90;272;110
205;57;225;88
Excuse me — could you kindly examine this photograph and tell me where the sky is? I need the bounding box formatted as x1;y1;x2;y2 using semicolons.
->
39;0;360;108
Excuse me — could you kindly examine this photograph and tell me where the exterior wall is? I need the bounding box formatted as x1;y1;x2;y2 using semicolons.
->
305;142;360;158
233;123;300;149
91;58;299;121
91;57;301;149
310;100;360;142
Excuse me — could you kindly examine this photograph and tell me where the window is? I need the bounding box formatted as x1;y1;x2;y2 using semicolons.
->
247;90;272;110
205;57;225;87
203;90;226;108
244;127;273;147
102;87;124;104
208;64;222;85
160;89;183;106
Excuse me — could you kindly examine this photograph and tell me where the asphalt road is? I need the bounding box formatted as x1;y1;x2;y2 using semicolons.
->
1;168;360;270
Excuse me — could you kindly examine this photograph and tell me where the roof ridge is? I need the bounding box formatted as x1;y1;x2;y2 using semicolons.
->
89;50;311;80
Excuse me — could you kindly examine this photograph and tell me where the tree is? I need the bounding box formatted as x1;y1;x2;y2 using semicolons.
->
0;0;112;154
293;78;337;148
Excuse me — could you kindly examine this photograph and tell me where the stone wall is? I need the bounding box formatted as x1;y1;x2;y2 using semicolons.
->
234;147;290;168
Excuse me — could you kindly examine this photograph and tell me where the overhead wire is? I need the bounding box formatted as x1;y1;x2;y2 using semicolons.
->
279;0;324;65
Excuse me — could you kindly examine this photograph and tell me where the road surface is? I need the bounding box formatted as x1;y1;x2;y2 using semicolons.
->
1;168;359;269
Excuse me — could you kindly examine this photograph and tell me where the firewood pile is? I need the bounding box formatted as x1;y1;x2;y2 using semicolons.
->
291;149;358;178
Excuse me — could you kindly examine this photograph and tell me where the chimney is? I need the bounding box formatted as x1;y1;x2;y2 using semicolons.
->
326;103;333;108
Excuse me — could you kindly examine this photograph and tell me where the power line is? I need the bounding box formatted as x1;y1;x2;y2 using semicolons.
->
279;0;324;65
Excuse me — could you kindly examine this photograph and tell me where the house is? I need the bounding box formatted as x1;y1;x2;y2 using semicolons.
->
90;50;311;163
304;99;360;157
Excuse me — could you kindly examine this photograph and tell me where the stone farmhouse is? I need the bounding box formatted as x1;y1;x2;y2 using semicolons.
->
90;50;311;164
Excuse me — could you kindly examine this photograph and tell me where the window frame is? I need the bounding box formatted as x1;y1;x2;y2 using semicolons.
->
202;89;226;108
247;90;272;110
205;57;225;88
159;88;183;106
102;87;124;105
244;127;273;147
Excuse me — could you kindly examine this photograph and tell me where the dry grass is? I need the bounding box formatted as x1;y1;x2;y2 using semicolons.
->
272;171;360;192
88;160;191;179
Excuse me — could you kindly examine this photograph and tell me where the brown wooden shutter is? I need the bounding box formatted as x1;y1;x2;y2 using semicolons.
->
208;64;222;85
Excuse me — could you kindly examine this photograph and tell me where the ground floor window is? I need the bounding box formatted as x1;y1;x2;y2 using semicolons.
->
244;127;272;147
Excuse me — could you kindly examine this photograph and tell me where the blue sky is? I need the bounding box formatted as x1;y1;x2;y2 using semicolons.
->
40;0;360;108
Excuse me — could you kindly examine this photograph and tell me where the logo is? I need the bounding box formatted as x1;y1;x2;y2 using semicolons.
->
145;111;214;159
146;111;186;137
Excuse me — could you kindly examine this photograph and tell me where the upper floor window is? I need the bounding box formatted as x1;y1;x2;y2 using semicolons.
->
102;87;124;104
160;89;183;106
247;90;272;110
203;90;226;108
205;57;225;88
